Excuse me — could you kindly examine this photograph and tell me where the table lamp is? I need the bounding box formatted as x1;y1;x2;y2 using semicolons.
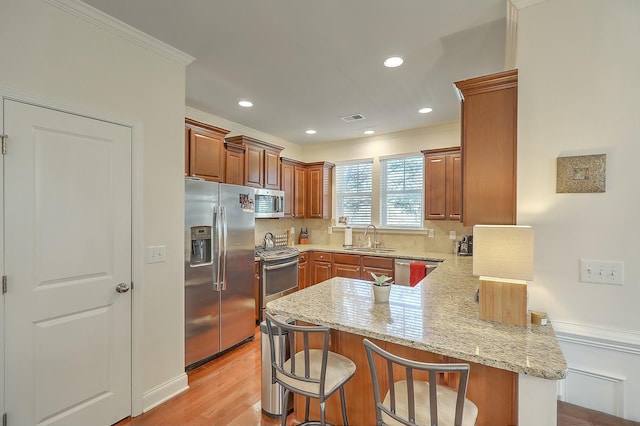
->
473;225;534;326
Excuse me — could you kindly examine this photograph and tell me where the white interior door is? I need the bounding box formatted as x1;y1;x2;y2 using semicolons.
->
3;99;132;426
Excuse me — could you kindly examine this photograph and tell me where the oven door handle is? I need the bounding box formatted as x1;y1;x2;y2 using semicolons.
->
263;259;299;272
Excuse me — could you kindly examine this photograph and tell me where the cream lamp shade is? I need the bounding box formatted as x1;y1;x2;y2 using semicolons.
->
472;225;534;283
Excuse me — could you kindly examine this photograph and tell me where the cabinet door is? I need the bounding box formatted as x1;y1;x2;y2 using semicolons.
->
307;166;331;219
264;149;280;189
333;263;361;279
311;262;332;286
184;127;190;177
294;166;306;218
445;153;462;221
281;162;294;217
189;128;225;182
244;144;264;188
298;256;308;289
225;149;244;185
455;69;517;226
425;155;446;220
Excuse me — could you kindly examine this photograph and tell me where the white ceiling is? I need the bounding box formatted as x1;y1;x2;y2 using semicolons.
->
82;0;507;145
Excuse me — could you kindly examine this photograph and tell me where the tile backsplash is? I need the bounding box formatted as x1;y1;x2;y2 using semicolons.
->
256;218;471;254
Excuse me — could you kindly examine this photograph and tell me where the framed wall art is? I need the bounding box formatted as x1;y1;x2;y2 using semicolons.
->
556;154;606;193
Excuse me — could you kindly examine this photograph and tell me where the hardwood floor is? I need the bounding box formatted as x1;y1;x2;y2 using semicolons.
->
115;326;638;426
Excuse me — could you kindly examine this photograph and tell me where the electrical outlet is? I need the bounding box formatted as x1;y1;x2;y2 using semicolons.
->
449;231;457;240
327;226;332;235
148;245;166;264
579;259;624;285
428;229;435;238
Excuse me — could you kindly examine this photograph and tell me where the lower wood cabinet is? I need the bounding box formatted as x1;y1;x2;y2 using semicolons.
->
361;256;394;282
298;252;309;289
332;253;361;279
310;251;332;286
331;253;395;283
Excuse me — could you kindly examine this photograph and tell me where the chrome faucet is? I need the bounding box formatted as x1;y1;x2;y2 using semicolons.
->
364;224;379;248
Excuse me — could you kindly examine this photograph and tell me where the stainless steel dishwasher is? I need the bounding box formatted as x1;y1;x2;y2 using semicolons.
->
394;259;442;285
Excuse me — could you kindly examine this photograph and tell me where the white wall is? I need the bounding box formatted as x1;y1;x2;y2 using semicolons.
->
517;0;640;420
1;0;188;414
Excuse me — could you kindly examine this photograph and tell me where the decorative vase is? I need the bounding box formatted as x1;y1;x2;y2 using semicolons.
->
372;285;391;303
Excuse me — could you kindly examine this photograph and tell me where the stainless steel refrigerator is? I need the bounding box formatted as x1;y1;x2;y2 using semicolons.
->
185;179;256;369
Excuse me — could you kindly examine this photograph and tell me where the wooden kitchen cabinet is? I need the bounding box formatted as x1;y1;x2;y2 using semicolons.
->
310;251;332;286
361;256;394;282
226;135;283;189
306;161;334;219
454;69;517;226
422;147;461;221
281;158;307;218
224;141;245;185
332;253;361;279
185;118;230;181
331;253;395;282
298;252;309;289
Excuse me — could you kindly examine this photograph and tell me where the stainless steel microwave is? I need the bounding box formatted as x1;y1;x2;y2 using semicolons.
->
254;188;285;218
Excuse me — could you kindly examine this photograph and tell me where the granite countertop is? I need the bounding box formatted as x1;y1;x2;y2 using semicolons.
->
295;243;452;262
266;254;568;380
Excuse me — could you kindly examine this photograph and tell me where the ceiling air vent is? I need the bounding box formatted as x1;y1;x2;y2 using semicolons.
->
341;113;365;123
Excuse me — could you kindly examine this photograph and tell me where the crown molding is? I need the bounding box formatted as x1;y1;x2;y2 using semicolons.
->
42;0;195;66
505;0;519;69
509;0;550;10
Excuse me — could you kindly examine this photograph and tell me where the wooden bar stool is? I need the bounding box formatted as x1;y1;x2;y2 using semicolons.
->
265;313;357;426
363;339;478;426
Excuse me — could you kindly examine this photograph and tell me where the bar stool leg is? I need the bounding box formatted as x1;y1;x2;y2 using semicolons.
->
339;386;349;425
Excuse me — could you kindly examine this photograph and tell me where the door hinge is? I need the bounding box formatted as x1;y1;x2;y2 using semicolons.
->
2;275;7;294
2;412;7;426
130;281;134;290
1;134;7;155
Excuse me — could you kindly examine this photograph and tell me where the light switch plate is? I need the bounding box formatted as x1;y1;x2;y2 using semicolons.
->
579;259;624;285
148;245;166;263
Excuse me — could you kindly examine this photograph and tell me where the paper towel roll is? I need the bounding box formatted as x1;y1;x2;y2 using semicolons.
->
344;227;353;246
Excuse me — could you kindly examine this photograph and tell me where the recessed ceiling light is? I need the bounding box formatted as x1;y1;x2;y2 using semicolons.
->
419;107;433;114
238;100;253;107
384;56;404;68
305;129;317;135
364;130;375;135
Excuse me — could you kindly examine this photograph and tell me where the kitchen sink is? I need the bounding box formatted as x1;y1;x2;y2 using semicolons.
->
344;247;395;253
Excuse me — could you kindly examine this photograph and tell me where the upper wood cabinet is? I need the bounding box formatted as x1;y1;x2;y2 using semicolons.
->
281;157;306;218
224;141;245;185
307;162;334;219
454;69;518;226
422;147;461;221
185;118;230;182
226;135;283;189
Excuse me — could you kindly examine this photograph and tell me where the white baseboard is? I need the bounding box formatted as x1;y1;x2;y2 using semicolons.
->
142;373;189;413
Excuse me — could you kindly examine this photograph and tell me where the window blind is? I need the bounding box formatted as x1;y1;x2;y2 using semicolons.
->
335;161;373;226
380;155;424;227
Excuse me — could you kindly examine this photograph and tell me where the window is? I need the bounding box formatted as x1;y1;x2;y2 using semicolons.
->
335;160;373;226
380;155;424;227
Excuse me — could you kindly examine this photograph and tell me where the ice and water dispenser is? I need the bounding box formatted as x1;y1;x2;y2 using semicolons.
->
190;226;212;266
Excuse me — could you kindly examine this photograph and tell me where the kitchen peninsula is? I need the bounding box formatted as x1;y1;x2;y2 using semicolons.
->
267;255;567;426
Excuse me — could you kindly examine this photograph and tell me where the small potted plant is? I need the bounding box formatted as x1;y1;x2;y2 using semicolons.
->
370;272;393;303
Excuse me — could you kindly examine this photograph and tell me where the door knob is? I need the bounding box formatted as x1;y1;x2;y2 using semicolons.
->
116;282;130;293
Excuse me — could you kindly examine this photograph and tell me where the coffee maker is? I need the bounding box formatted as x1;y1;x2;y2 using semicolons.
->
456;235;473;256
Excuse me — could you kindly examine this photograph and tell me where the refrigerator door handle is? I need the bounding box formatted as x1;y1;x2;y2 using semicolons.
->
221;206;228;290
214;205;223;291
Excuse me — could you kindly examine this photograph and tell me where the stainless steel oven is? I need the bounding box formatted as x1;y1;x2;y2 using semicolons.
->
257;247;299;321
